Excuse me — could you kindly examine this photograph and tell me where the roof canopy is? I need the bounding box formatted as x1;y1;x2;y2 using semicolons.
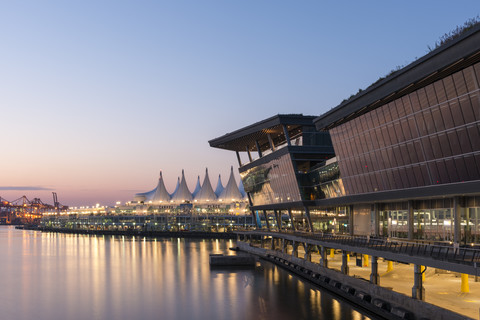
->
209;114;316;152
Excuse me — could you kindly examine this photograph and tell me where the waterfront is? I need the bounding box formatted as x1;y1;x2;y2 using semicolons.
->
0;226;372;320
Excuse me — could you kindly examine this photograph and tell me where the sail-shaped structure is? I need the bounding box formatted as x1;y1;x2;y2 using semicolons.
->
192;176;201;198
151;172;171;202
194;168;217;202
214;174;224;197
218;166;243;201
133;188;155;202
171;170;193;202
170;177;180;198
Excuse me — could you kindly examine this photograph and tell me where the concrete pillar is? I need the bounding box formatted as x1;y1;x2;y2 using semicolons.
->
349;205;354;236
370;256;380;285
263;210;270;231
341;251;349;275
320;246;328;268
304;243;311;262
461;274;469;293
304;206;314;233
408;200;414;240
454;197;462;245
281;238;286;253
292;241;298;258
374;203;380;237
412;264;425;300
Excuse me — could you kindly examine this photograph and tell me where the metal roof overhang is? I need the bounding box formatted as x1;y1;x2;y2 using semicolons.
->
209;114;316;152
314;24;480;131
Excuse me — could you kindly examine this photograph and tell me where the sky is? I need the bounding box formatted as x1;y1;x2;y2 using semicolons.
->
0;1;479;206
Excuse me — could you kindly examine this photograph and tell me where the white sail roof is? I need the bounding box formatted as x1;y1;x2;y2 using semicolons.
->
170;177;180;198
134;188;155;202
194;168;217;202
218;166;243;202
192;176;201;198
214;174;224;197
151;172;171;202
171;169;193;202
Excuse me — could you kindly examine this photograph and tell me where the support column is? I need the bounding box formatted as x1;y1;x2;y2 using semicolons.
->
304;243;311;262
370;256;379;285
274;210;282;232
246;146;253;162
255;140;263;158
304;206;314;233
349;205;354;236
235;151;242;167
292;241;298;258
408;200;414;240
282;124;291;146
263;210;270;231
454;196;462;245
341;251;349;275
267;134;276;152
412;264;425;300
288;208;296;232
320;246;328;268
270;237;275;250
374;203;380;237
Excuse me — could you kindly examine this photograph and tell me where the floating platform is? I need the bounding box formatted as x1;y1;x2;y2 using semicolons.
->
209;253;255;266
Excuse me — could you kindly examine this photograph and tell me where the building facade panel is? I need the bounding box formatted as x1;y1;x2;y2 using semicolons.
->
330;62;480;196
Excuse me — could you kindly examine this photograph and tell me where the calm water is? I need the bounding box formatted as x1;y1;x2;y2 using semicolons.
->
0;226;372;320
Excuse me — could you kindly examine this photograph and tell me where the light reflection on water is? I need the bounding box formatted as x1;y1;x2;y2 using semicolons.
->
0;226;372;320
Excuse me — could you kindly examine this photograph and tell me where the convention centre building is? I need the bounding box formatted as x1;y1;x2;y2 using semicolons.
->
210;23;480;246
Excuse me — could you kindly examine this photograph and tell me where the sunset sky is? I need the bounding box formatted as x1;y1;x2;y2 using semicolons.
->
1;1;478;206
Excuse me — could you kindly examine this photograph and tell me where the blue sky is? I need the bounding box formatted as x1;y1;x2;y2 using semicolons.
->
0;1;478;205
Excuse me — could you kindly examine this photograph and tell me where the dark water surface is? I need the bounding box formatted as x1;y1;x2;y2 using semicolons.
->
0;226;373;320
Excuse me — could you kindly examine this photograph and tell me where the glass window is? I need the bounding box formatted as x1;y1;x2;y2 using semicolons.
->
471;92;480;121
421;137;434;161
409;92;422;113
391;169;403;189
464;155;480;181
447;130;462;155
407;116;418;139
401;96;412;116
454;157;469;182
449;99;465;127
459;95;475;123
456;127;473;154
467;124;480;151
429;135;443;159
387;123;397;145
434;81;447;104
404;166;417;188
463;66;478;92
413;165;425;186
425;84;439;106
428;162;440;184
452;70;468;96
436;160;449;184
440;103;454;130
399;143;411;164
383;104;393;123
444;158;459;182
414;140;425;162
431;106;445;132
394;121;405;142
443;76;457;100
437;132;452;157
420;163;432;185
422;109;435;135
406;142;418;163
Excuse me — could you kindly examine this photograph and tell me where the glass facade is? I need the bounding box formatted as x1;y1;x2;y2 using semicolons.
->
330;62;480;195
298;161;346;200
241;153;302;206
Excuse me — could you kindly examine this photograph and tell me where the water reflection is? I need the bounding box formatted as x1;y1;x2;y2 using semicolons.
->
0;226;371;320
